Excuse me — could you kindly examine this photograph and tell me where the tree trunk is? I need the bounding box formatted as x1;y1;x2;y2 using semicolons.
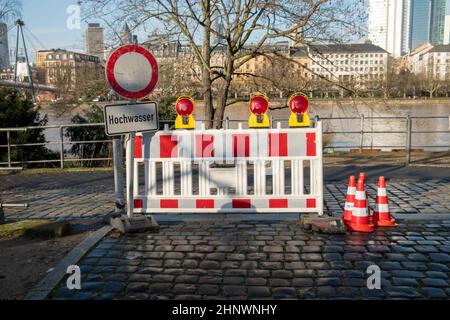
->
201;1;213;129
213;56;233;129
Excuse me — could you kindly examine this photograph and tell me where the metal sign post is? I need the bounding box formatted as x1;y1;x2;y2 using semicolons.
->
113;137;125;214
126;132;135;218
105;44;159;232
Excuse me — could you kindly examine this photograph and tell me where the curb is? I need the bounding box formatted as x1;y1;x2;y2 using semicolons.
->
25;225;112;300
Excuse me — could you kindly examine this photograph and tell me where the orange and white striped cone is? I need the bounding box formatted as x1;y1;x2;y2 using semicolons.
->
358;172;372;223
348;179;375;232
342;175;356;226
373;176;396;227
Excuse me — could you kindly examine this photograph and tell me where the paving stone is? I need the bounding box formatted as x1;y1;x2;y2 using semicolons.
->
392;277;419;286
316;277;341;286
269;279;290;287
199;276;222;284
248;286;271;298
223;277;245;285
272;287;297;299
422;278;448;287
247;278;267;286
248;269;270;278
292;278;314;287
421;288;448;299
429;253;450;263
103;282;125;293
293;270;316;278
198;285;220;295
342;278;367;287
199;260;220;269
223;285;246;297
126;282;149;293
259;262;282;270
272;270;292;279
128;274;153;282
317;286;337;298
175;275;199;284
385;287;420;298
173;284;196;294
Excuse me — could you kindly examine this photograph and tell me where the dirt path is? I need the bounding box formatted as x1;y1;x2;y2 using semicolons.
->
0;231;91;299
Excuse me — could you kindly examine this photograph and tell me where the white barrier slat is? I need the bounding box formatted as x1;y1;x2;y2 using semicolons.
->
146;160;156;196
180;160;192;196
162;161;174;195
254;159;266;195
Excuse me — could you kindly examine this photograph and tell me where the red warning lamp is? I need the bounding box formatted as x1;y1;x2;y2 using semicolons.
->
248;94;270;128
288;93;311;127
289;94;309;115
249;95;269;115
175;96;195;129
176;97;194;117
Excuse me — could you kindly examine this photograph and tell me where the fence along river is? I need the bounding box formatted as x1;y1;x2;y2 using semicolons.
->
39;100;450;153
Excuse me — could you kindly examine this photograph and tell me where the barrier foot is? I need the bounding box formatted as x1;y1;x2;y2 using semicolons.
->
110;214;159;234
300;213;346;234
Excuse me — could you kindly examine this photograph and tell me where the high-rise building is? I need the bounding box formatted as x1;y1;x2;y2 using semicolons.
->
85;23;104;61
0;22;9;70
444;15;450;45
430;0;446;44
368;0;410;57
410;0;446;49
368;0;447;56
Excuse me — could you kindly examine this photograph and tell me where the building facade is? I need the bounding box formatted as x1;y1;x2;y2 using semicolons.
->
85;23;104;61
0;22;9;70
409;44;450;80
36;49;104;90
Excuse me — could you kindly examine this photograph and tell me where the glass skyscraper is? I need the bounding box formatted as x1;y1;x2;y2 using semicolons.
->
410;0;446;50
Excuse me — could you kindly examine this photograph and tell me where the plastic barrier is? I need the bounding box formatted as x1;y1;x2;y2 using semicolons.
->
131;121;324;215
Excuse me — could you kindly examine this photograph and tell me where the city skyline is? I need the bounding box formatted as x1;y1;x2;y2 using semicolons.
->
368;0;450;57
1;0;450;65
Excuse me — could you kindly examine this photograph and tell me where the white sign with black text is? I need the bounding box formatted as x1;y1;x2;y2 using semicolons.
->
104;102;159;136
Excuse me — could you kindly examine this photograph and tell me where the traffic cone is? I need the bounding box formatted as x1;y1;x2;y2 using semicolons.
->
348;179;374;232
358;172;372;222
359;172;365;183
342;175;356;225
373;176;396;227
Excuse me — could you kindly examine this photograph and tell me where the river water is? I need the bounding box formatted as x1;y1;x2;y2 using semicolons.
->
39;99;450;152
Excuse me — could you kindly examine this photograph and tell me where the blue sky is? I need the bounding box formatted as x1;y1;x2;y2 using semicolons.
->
5;0;450;63
6;0;85;62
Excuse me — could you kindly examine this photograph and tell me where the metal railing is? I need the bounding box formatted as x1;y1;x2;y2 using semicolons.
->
0;115;449;169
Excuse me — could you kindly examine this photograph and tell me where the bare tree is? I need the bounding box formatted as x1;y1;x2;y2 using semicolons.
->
83;0;365;128
0;0;21;22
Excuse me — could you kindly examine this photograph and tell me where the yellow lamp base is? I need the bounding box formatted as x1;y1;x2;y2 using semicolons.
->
289;112;310;128
249;113;270;128
175;115;195;129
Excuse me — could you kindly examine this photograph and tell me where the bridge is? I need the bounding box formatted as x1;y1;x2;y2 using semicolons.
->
0;80;59;92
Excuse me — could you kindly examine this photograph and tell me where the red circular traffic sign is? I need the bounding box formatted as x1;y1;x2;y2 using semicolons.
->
106;45;159;99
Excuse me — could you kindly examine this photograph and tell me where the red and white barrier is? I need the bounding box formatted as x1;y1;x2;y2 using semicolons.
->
131;121;324;215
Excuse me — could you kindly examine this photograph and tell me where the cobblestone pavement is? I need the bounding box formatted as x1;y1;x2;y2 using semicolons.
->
1;170;449;220
50;220;450;300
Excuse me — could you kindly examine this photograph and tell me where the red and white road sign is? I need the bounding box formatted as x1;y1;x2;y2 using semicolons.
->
106;45;159;99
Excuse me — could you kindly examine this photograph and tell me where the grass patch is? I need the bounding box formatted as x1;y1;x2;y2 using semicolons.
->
0;220;71;239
